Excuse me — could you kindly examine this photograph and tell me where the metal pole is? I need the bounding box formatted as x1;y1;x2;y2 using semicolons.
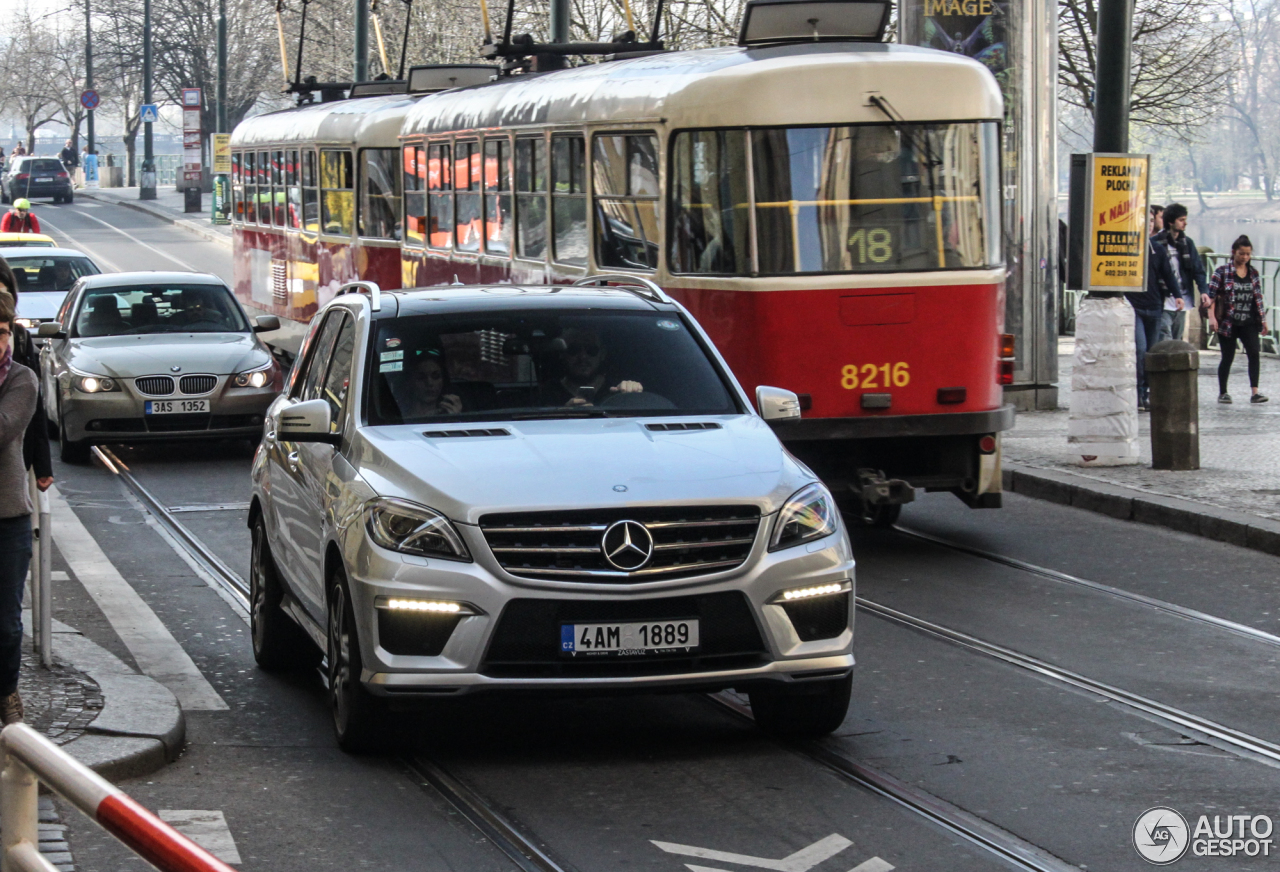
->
0;753;39;872
26;475;39;664
1092;0;1133;153
84;0;94;156
140;0;156;200
354;0;369;82
550;0;569;43
36;489;51;670
217;0;228;135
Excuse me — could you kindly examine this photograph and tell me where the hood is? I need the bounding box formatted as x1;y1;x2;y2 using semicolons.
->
16;292;66;321
66;333;270;379
353;415;812;524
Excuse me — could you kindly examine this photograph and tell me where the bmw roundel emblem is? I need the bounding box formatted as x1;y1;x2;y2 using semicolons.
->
601;520;654;571
612;484;627;492
170;365;181;372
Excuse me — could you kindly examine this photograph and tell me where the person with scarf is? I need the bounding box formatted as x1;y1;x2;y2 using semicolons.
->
0;289;37;724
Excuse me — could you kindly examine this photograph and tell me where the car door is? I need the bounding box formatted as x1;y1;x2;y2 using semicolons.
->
267;310;344;616
42;281;80;422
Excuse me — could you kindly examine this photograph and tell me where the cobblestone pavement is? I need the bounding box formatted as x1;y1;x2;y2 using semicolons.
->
1004;337;1280;521
19;646;103;746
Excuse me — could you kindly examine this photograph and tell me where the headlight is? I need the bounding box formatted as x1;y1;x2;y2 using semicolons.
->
234;362;274;388
769;482;838;551
15;318;35;330
73;374;119;393
366;498;471;562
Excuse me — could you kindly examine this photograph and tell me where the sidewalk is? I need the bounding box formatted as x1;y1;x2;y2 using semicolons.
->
78;186;230;249
1002;336;1280;554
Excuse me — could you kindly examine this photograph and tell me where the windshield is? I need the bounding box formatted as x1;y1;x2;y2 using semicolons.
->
670;122;1002;275
6;255;98;293
367;309;741;424
73;283;249;338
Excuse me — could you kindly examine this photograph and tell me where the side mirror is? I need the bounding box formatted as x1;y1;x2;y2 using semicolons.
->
253;314;280;333
756;386;801;422
277;398;340;444
37;321;65;339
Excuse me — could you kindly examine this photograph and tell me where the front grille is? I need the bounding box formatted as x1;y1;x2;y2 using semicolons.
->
179;375;217;394
145;413;211;432
781;592;851;641
378;611;462;656
480;505;760;583
134;376;175;396
482;591;767;678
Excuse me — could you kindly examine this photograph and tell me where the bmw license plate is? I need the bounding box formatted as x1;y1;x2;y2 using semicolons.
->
145;399;209;414
560;619;699;657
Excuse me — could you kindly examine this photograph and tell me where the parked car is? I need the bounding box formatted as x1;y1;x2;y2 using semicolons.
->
2;157;74;204
39;271;282;462
0;233;56;248
5;247;102;339
248;278;856;752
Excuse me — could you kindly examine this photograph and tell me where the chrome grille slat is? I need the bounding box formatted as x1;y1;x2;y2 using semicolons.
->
653;537;755;551
490;546;601;554
483;525;608;534
646;519;758;529
134;376;175;396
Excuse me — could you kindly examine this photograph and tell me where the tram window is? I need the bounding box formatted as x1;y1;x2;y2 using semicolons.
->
593;133;659;270
403;145;426;246
301;150;319;233
483;139;511;256
320;149;355;237
514;137;547;261
748;123;999;273
551;134;587;266
669;131;750;274
359;148;403;240
454;141;481;253
243;152;256;224
427;143;452;250
285;150;300;230
231;153;243;224
272;150;286;227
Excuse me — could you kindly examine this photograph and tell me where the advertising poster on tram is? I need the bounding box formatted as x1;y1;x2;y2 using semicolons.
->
1084;153;1149;292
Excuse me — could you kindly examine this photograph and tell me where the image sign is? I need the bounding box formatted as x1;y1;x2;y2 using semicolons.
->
182;88;202;108
139;104;159;124
1085;153;1149;292
212;134;231;175
79;90;100;111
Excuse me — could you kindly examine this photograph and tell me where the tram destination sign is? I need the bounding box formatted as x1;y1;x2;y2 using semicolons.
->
1080;153;1150;292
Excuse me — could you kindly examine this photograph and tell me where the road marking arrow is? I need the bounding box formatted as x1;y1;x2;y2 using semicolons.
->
652;834;852;871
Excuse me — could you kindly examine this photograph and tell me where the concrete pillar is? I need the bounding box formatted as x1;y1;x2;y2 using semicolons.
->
1145;339;1199;470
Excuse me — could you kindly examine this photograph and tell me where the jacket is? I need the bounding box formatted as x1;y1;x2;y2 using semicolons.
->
0;363;37;519
0;211;40;234
11;324;51;479
1152;229;1207;299
1125;239;1180;313
1207;263;1266;339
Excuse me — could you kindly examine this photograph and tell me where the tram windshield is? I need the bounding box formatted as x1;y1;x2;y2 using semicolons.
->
669;122;1002;275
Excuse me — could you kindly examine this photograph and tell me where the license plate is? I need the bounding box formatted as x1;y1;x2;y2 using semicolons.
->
561;619;699;657
36;177;53;183
145;399;209;414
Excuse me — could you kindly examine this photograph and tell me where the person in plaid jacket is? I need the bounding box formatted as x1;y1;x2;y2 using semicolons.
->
1204;235;1268;404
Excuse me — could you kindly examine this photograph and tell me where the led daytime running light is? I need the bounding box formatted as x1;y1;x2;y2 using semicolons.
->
385;599;461;613
782;583;843;601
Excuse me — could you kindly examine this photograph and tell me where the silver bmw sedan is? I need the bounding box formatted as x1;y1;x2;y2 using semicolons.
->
39;271;282;462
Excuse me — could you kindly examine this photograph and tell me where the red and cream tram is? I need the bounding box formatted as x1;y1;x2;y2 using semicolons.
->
230;32;1013;521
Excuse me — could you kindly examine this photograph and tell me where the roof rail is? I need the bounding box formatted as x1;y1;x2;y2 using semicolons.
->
337;280;382;312
572;274;670;304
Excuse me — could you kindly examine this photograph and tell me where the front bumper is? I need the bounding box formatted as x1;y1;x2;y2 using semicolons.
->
347;523;857;696
61;376;276;442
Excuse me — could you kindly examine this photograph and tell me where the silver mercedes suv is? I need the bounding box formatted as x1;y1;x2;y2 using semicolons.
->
248;278;855;751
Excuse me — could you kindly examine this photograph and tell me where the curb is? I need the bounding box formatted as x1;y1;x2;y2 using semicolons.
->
32;614;185;781
1003;462;1280;557
78;190;231;250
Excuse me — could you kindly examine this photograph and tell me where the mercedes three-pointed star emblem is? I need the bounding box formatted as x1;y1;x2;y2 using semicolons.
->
601;520;654;571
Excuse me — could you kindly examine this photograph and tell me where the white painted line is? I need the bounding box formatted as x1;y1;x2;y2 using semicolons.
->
158;810;241;864
653;835;853;872
685;866;734;872
38;216;124;272
847;859;894;872
52;571;69;581
48;485;228;710
42;208;198;271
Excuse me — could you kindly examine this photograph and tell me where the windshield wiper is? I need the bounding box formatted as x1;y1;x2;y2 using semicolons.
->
508;408;612;420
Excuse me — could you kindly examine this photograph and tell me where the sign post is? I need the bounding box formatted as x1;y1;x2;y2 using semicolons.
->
181;88;203;212
211;133;231;225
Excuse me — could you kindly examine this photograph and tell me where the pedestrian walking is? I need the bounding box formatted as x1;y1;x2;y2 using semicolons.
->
0;289;37;724
1149;204;1164;237
1152;203;1208;342
58;140;78;173
0;258;53;493
10;144;25;158
1127;237;1181;410
1205;235;1268;404
0;200;40;234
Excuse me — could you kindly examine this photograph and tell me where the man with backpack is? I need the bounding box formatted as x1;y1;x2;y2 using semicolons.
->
0;200;40;234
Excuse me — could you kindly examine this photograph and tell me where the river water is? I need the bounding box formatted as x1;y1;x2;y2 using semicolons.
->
1181;219;1280;259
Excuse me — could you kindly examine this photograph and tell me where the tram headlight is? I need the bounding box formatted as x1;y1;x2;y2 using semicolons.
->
769;482;838;551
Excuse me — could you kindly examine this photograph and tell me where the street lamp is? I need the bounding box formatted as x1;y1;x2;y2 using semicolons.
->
140;0;156;200
85;0;94;155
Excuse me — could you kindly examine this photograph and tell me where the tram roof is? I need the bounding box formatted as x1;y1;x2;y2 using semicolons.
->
400;42;1002;137
230;92;422;149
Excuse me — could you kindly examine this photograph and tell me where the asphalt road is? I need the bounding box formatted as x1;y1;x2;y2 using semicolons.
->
29;199;1280;872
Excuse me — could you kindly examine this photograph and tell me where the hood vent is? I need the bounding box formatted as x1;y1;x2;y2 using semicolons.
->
645;422;722;432
423;428;511;438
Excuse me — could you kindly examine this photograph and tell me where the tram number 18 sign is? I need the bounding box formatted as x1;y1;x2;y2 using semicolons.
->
1083;153;1150;292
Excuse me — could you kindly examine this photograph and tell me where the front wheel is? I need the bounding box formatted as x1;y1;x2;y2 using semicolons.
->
328;570;388;753
749;675;852;739
250;517;320;671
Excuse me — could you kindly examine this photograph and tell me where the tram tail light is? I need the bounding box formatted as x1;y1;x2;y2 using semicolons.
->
999;333;1016;359
937;387;967;405
998;360;1015;385
978;435;998;454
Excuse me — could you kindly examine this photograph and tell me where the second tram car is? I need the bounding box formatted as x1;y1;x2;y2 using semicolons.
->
230;38;1014;520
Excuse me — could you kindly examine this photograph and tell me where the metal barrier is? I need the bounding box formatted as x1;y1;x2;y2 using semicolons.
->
128;154;180;188
1203;252;1280;355
0;723;234;872
25;475;50;669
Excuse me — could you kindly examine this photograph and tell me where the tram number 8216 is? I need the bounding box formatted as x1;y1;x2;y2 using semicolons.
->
842;362;910;390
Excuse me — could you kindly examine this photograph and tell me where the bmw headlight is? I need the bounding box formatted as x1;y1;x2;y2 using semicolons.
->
234;362;274;388
366;498;471;562
769;482;838;551
72;374;120;393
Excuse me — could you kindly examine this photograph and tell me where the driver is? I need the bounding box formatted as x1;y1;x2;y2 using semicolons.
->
51;261;75;290
176;287;222;327
546;327;642;407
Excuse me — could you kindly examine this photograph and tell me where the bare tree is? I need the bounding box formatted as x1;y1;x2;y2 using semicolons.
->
0;16;66;153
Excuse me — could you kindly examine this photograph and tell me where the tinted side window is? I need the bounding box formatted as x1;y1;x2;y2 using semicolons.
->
294;311;345;401
319;315;357;431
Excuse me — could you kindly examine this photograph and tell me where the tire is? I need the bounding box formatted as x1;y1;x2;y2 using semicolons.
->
58;414;90;464
63;190;73;204
748;675;852;739
250;517;321;671
328;567;388;753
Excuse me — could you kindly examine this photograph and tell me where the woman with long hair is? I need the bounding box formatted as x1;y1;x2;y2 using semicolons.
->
1205;235;1269;403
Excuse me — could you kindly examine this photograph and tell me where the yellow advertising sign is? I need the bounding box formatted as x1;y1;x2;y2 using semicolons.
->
212;133;231;175
1086;153;1149;291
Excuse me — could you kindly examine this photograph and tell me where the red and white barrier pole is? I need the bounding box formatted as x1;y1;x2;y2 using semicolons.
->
0;724;234;872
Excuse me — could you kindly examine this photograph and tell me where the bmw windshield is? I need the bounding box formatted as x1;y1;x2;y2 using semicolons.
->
72;284;250;337
366;309;742;423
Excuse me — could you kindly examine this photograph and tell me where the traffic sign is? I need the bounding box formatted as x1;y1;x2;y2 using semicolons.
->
79;90;100;111
139;104;159;124
182;88;201;108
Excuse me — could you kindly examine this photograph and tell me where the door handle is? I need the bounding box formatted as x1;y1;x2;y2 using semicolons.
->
287;450;300;470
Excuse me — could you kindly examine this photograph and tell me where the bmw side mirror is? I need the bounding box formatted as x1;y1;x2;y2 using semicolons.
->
756;386;801;422
37;321;66;339
277;398;340;444
253;315;281;333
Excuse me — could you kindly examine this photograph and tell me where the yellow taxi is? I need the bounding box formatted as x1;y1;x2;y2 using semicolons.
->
0;233;55;248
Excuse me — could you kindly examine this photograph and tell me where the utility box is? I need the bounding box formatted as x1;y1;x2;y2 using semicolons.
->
1146;339;1200;470
184;184;202;213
